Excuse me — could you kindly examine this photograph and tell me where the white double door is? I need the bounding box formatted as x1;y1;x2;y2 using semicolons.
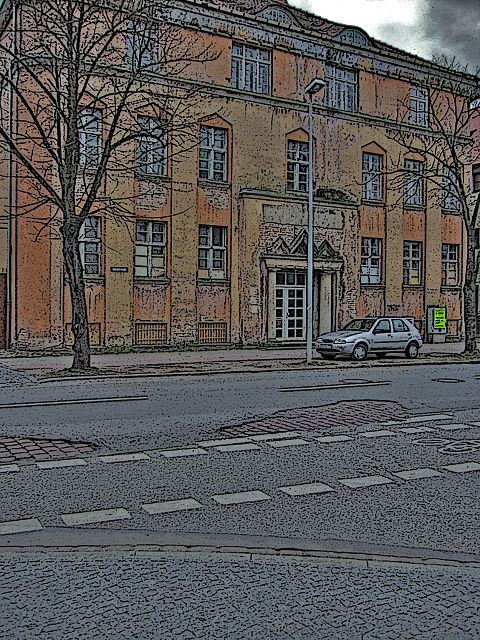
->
275;271;306;341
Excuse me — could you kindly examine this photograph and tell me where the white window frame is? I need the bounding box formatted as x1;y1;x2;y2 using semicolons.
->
324;65;358;113
137;117;167;176
78;109;101;168
199;126;227;182
403;241;422;286
362;153;384;201
360;238;382;284
231;43;271;94
287;140;309;192
134;220;166;279
125;20;157;70
443;165;460;211
441;243;460;287
404;159;424;207
198;225;227;278
78;217;101;276
409;87;428;127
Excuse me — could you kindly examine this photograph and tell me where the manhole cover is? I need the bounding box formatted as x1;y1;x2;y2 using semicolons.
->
438;441;480;454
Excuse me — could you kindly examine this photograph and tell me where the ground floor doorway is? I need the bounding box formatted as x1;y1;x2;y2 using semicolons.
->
274;271;306;340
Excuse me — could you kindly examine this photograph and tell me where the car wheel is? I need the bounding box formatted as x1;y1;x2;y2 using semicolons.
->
405;342;419;359
321;354;336;360
351;343;368;361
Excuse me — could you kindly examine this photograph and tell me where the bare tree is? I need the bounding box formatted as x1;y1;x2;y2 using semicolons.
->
0;0;212;368
385;58;480;353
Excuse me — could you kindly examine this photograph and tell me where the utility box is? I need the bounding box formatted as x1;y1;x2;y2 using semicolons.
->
426;306;447;343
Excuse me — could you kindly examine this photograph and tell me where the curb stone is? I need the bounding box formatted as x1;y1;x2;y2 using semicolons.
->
35;356;480;383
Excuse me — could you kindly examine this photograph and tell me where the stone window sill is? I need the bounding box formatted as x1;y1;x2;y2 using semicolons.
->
134;277;170;285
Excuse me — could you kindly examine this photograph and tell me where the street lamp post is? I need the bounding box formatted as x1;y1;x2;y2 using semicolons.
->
304;79;326;364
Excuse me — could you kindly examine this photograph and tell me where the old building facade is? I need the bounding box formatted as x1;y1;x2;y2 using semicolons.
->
0;0;476;350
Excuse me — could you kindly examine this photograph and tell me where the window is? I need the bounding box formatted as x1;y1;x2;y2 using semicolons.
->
362;153;384;201
232;44;271;94
259;8;292;26
409;87;428;127
125;21;157;69
360;238;382;284
403;241;422;285
137;117;167;176
338;29;369;48
135;220;166;278
404;159;424;207
392;318;409;333
198;225;227;276
78;217;101;276
374;319;391;333
324;65;357;112
442;243;460;286
287;140;309;192
78;109;101;168
443;165;460;211
473;164;480;192
199;126;227;182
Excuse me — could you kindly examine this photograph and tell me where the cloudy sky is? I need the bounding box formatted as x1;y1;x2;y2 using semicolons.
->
290;0;479;71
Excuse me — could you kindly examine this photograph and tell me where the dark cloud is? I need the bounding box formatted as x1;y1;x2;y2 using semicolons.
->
379;1;479;72
421;0;479;71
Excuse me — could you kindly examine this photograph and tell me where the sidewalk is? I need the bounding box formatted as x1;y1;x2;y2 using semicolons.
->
0;341;470;380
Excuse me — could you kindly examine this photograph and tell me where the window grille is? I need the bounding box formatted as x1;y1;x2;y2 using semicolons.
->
134;322;167;346
135;220;166;278
78;217;101;276
409;87;428;127
287;140;309;192
443;165;460;211
362;153;384;201
360;238;382;284
404;159;424;207
403;241;422;285
125;20;157;69
324;65;358;112
441;244;460;286
198;225;227;277
198;322;228;344
137;117;167;176
232;44;271;94
199;127;227;182
78;109;101;168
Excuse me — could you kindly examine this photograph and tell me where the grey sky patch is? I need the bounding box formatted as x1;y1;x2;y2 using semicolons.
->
419;0;479;71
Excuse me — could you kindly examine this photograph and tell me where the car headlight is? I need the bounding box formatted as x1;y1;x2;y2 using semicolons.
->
334;339;347;344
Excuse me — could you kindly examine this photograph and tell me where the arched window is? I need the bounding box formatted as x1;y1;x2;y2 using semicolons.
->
337;29;369;48
258;7;293;26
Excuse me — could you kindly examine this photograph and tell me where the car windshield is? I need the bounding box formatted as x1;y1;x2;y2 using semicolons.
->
342;319;376;331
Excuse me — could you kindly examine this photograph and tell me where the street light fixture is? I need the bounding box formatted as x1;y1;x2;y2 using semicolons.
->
304;78;326;364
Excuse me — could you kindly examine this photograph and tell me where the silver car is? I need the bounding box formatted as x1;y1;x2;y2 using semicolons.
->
316;317;423;361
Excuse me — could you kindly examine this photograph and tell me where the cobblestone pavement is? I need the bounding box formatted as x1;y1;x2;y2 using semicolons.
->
0;437;96;465
222;400;408;436
0;551;479;639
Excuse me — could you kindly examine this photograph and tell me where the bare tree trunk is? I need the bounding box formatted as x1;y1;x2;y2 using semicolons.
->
62;223;91;369
463;224;478;354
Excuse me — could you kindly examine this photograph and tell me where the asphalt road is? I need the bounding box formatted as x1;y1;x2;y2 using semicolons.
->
1;362;480;638
0;362;479;450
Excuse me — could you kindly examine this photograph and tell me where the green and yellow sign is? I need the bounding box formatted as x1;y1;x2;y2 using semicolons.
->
433;307;447;331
